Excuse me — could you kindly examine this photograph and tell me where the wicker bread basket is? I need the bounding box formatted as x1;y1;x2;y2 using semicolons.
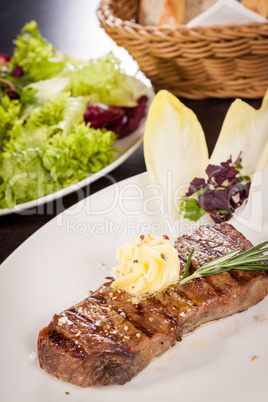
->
97;0;268;99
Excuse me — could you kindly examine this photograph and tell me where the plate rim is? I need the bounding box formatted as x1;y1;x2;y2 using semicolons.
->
1;171;268;402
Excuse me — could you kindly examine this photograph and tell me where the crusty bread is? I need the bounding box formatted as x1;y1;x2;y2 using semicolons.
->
241;0;268;18
159;0;185;25
181;0;218;24
138;0;268;27
139;0;184;26
139;0;165;26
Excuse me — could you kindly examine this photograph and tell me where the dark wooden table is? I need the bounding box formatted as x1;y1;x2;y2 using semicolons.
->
0;0;262;265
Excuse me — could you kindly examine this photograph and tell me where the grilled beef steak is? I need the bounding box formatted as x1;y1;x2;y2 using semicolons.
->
38;223;268;387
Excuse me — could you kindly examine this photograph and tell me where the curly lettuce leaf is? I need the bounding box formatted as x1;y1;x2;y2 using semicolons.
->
0;145;51;208
62;53;147;106
25;77;70;102
0;124;117;208
0;95;21;148
0;93;117;208
10;22;146;107
10;21;67;82
43;123;117;185
0;21;147;209
26;92;69;127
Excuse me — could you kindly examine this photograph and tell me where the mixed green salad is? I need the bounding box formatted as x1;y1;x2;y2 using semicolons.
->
0;21;148;209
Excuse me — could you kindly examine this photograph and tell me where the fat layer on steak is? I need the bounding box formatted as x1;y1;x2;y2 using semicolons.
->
38;223;268;387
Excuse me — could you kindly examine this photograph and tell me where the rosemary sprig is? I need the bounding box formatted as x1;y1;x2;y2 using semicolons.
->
181;248;194;280
180;241;268;286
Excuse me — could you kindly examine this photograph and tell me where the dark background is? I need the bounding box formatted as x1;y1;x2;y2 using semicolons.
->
0;0;262;264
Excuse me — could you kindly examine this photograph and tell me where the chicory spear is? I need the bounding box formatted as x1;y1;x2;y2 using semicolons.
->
143;89;268;223
0;21;149;209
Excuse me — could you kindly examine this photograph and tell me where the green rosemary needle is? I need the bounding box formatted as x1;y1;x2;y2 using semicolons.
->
181;248;194;280
180;241;268;286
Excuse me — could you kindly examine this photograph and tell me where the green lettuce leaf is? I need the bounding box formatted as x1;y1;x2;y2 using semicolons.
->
25;77;70;102
0;93;118;208
0;146;51;208
0;96;21;149
62;54;146;106
43;123;117;186
10;22;144;107
10;21;67;82
0;21;144;209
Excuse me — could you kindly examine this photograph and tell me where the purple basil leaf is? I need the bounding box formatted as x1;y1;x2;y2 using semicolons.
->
220;158;232;168
84;95;148;138
199;189;229;211
206;163;237;186
186;177;206;196
228;182;244;198
11;65;24;77
183;153;251;223
227;176;239;186
244;181;251;198
228;182;251;209
209;210;232;223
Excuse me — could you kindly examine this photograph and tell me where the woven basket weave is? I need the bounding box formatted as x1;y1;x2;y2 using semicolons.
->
97;0;268;99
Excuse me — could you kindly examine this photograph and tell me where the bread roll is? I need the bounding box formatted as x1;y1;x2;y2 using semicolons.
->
182;0;218;24
138;0;268;28
139;0;184;26
241;0;268;18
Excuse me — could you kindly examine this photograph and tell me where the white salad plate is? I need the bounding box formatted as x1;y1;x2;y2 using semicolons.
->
1;172;268;402
0;86;154;217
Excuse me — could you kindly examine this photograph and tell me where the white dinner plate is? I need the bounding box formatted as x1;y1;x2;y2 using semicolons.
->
0;86;154;216
1;172;268;402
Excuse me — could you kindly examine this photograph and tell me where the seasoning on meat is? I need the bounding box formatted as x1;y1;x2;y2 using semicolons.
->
37;223;268;387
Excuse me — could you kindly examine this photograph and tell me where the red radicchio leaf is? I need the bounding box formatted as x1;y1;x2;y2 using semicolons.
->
84;103;125;129
0;54;11;63
11;65;24;77
84;95;148;138
3;87;19;100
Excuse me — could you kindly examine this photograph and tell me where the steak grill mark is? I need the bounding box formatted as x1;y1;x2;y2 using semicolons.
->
38;223;268;387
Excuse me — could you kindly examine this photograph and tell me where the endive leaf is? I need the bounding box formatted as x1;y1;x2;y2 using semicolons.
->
144;90;209;218
230;141;268;241
210;90;268;176
255;137;268;173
